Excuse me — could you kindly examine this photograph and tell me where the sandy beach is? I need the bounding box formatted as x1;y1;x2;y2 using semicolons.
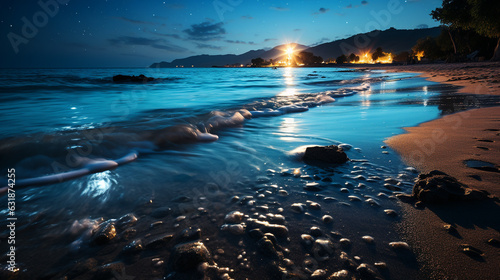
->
376;62;500;279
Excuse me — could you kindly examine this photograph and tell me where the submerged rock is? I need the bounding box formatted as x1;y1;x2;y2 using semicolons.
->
92;221;116;245
303;145;349;164
412;170;487;203
171;241;212;271
224;211;245;224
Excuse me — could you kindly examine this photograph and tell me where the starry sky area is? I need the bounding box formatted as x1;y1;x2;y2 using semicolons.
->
1;0;442;68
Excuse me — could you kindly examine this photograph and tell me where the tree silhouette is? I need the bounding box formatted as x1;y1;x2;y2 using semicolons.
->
372;47;385;61
336;54;347;64
251;57;265;67
348;53;360;63
431;0;500;60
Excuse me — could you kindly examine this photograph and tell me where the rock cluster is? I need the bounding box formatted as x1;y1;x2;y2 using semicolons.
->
412;170;487;203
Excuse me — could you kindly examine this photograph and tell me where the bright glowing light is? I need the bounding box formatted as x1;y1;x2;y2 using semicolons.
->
351;51;393;64
286;47;294;56
416;51;424;61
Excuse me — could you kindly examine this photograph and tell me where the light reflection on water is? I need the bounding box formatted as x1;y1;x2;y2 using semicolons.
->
80;170;117;201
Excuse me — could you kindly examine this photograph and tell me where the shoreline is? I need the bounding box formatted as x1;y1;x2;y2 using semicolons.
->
374;62;500;279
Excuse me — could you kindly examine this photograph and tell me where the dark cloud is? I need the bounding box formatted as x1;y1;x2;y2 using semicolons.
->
361;1;369;5
312;37;330;46
225;40;247;44
109;36;186;52
416;24;429;29
270;7;290;11
241;15;253;20
153;32;182;40
184;22;226;41
195;43;223;50
313;7;329;15
264;38;277;42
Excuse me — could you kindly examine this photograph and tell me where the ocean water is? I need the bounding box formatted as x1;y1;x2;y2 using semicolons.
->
0;67;497;279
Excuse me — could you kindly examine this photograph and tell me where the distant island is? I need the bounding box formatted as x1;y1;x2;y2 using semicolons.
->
150;27;442;68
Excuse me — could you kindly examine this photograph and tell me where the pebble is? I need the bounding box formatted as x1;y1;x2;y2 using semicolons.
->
145;234;174;249
322;215;333;224
264;224;289;237
116;214;138;228
339;238;351;247
307;201;321;210
150;221;164;228
357;183;367;189
278;190;289;196
382;151;389;154
356;263;379;279
443;224;458;234
248;229;264;240
291;203;305;213
304;182;322;192
324;196;337;202
122;239;143;254
362;236;374;244
301;234;315;246
175;216;186;222
310;226;323;237
92;221;116;245
340;188;349;193
365;198;380;207
389;241;411;250
460;244;483;258
384;209;398;216
311;269;327;279
353;175;366;181
338;143;352;150
171;241;211;271
348;195;361;202
221;224;246;235
301;175;314;180
329;269;351;279
257;236;280;258
374;262;387;269
487;238;500;247
384;178;399;185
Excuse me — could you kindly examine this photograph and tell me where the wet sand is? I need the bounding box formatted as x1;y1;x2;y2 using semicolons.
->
379;62;500;279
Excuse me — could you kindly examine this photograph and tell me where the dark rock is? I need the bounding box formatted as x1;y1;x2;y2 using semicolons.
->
257;236;280;259
92;221;116;245
313;239;334;260
96;262;125;279
178;227;202;243
171;241;212;272
303;145;349;164
248;228;264;240
145;234;174;249
123;239;144;254
116;213;138;229
112;74;155;83
310;226;323;237
487;238;500;247
356;263;381;279
460;244;484;260
264;224;289;237
412;170;487;203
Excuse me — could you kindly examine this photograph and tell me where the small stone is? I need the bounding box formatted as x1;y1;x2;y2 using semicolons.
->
382;151;389;154
116;214;138;228
150;221;164;228
384;209;397;216
339;238;351;247
340;188;349;193
304;182;322;192
311;269;327;279
365;198;380;207
291;203;305;213
381;145;387;149
348;195;361;202
460;244;483;259
389;241;410;250
322;215;333;224
279;190;289;196
230;196;240;203
362;236;374;244
248;228;264;240
443;224;458;234
257;237;280;259
310;226;323;237
308;201;321;210
224;211;245;224
175;216;186;222
329;269;351;279
324;197;337;202
145;234;174;249
92;221;116;245
122;239;143;254
487;238;500;247
374;262;387;269
264;224;288;237
356;263;379;279
171;241;212;271
256;205;269;212
221;224;246;235
301;234;315;246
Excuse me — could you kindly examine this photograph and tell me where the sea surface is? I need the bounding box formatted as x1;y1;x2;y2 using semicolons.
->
0;67;498;279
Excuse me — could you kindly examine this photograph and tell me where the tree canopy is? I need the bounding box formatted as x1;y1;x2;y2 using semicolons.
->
431;0;500;60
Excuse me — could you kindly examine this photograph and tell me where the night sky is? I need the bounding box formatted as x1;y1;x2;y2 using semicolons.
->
1;0;442;68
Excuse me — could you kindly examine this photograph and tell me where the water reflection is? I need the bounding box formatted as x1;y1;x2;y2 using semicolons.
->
278;117;301;142
80;171;117;201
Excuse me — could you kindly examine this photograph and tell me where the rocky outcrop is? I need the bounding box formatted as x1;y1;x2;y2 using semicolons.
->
412;170;487;203
303;145;349;164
